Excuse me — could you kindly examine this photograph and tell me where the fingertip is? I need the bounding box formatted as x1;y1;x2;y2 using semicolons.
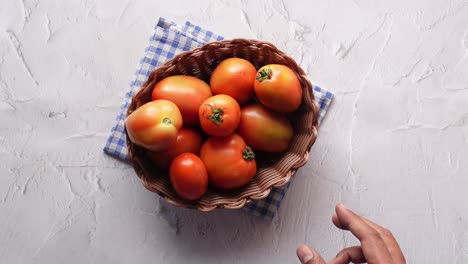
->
332;214;348;230
335;203;340;211
336;203;347;211
335;204;360;228
337;203;355;218
332;213;338;220
335;204;348;219
335;204;345;219
297;244;327;264
297;244;314;264
332;213;338;223
332;214;339;225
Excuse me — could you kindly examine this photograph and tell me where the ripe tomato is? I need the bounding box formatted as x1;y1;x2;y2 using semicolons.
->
237;104;293;152
199;94;241;137
148;128;203;169
152;75;212;126
125;100;182;151
170;153;208;200
210;58;257;104
254;64;303;112
199;134;256;190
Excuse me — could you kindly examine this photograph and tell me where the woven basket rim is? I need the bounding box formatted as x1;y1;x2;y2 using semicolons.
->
126;38;319;211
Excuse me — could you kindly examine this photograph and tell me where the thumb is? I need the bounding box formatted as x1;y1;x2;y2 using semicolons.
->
296;244;326;264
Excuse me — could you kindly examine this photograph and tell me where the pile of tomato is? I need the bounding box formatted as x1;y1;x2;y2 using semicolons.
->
125;58;303;201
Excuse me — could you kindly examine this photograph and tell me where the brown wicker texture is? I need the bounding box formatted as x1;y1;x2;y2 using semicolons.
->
126;39;319;211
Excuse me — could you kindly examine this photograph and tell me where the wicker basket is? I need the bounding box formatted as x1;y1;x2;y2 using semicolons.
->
126;39;319;211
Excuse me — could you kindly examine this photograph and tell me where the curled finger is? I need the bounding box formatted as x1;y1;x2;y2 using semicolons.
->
328;246;366;264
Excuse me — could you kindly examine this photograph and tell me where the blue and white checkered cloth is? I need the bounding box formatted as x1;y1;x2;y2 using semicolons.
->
104;17;333;219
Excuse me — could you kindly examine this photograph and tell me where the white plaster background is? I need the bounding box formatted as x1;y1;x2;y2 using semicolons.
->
1;0;468;263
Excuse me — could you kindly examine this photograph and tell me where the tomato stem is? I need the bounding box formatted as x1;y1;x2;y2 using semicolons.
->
162;117;172;125
256;68;272;82
242;146;255;161
203;104;224;125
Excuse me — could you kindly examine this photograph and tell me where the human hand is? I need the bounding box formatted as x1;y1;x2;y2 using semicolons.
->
296;204;405;264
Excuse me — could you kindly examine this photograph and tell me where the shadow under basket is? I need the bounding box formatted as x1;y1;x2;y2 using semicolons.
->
126;39;319;211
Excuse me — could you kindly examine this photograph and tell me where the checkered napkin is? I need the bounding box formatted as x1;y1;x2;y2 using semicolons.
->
104;17;333;218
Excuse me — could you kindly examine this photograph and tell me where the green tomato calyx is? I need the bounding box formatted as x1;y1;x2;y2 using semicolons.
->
256;68;272;82
162;117;172;125
203;104;224;125
242;146;255;161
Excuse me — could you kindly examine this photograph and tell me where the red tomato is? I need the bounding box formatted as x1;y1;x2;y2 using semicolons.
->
237;104;293;152
199;134;256;190
125;100;182;151
152;75;212;126
199;94;241;137
254;64;303;112
210;58;257;104
148;128;203;168
170;153;208;200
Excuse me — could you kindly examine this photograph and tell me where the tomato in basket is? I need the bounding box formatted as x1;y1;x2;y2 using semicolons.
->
200;133;256;190
199;94;241;137
152;75;212;126
237;104;293;152
254;64;303;113
170;153;208;201
210;58;257;104
148;128;203;169
125;100;182;151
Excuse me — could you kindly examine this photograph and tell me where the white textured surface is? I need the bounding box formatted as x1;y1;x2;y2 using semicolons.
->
1;0;468;263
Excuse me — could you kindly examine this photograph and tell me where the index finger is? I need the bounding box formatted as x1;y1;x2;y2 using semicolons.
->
335;204;378;241
335;204;393;263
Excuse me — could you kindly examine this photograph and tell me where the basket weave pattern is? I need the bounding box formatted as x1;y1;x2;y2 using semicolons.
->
126;39;319;211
